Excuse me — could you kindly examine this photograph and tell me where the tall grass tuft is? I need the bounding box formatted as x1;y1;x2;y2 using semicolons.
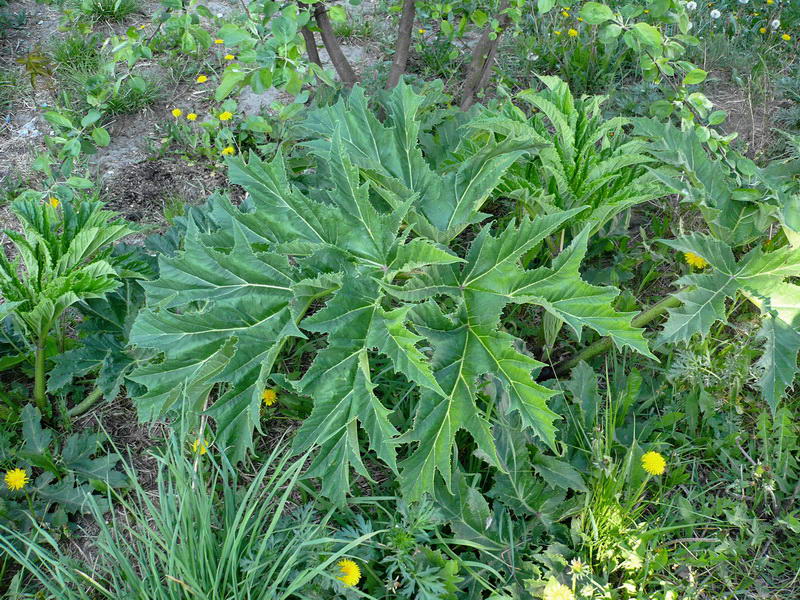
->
0;434;378;599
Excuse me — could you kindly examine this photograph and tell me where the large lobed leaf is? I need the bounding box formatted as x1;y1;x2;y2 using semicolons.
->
129;83;652;502
660;233;800;412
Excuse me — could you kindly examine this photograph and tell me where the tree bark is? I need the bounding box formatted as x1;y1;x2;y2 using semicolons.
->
314;3;358;86
386;0;416;89
459;3;511;110
301;26;322;67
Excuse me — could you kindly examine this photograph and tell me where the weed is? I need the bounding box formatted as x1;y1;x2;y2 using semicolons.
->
50;34;102;76
0;66;17;113
77;0;138;22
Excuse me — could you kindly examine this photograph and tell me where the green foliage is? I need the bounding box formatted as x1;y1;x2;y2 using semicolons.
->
0;67;18;112
77;0;139;21
50;34;102;75
47;245;156;402
634;118;800;247
334;498;465;599
658;234;800;414
129;82;652;503
155;97;283;163
470;75;666;237
0;197;136;413
0;435;372;599
212;2;321;101
0;405;125;531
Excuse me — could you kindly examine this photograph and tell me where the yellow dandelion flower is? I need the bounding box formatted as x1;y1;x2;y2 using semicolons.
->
196;74;208;83
767;0;773;4
684;251;709;269
543;577;575;600
48;196;60;208
760;26;767;33
577;16;584;21
214;38;224;44
641;451;666;476
644;8;650;12
218;111;233;121
418;28;426;33
191;438;209;455
337;559;361;587
138;24;146;29
262;388;278;406
224;53;235;60
782;33;791;41
554;30;562;35
171;108;182;118
221;145;235;156
561;10;570;17
5;468;29;491
186;113;198;121
568;28;578;37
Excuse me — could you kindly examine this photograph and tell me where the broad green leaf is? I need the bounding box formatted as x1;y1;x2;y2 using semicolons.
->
215;68;247;101
682;68;708;85
43;111;74;129
129;226;302;459
298;80;535;243
538;0;557;13
488;425;556;515
632;118;769;246
531;452;588;492
91;127;111;147
434;469;503;551
21;405;52;456
660;234;800;411
632;22;663;48
580;2;615;24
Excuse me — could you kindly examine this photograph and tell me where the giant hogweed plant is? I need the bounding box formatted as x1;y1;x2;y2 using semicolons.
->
129;82;654;502
467;76;666;241
0;198;135;417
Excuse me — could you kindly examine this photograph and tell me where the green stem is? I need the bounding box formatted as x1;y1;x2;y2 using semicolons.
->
33;341;48;416
67;386;104;419
556;291;684;376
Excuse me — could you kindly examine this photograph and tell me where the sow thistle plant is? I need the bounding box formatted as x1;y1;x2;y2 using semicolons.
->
129;82;653;502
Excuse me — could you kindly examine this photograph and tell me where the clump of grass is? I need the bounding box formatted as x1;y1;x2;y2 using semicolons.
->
50;34;102;76
103;75;161;115
0;67;17;112
78;0;139;22
333;17;374;40
0;433;372;598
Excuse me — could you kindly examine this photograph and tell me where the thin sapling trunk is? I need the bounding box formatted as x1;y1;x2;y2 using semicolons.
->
314;3;358;86
386;0;416;89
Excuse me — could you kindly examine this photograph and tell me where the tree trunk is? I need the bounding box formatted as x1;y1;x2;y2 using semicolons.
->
301;26;322;67
314;4;358;86
459;3;511;110
386;0;416;89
